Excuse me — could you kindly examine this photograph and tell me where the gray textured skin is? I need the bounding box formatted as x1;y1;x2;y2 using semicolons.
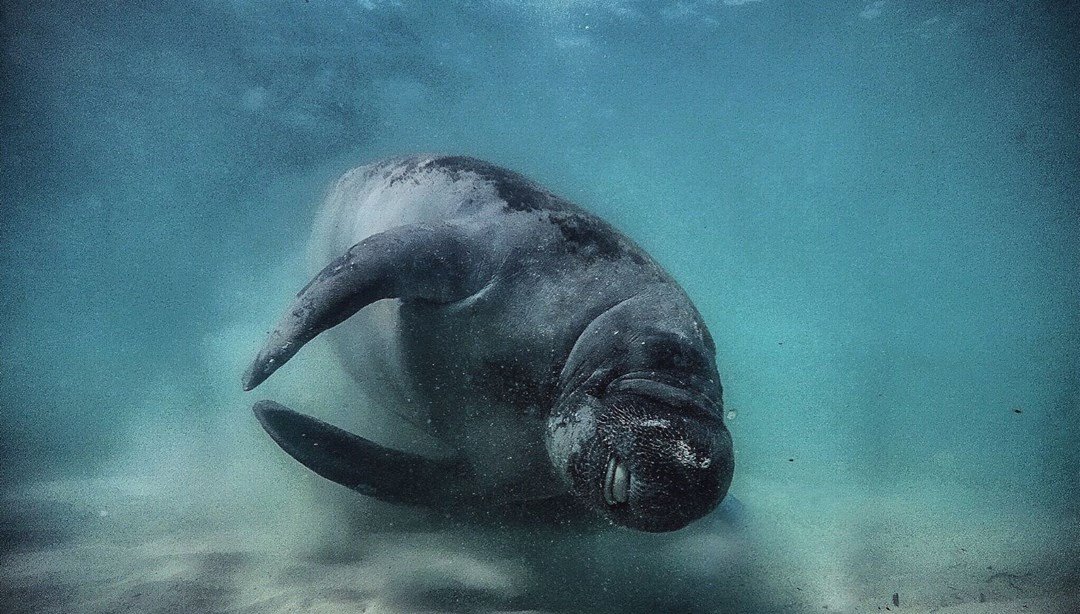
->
244;155;733;531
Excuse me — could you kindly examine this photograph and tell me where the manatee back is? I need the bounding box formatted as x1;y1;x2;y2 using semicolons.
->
308;155;578;268
300;155;575;448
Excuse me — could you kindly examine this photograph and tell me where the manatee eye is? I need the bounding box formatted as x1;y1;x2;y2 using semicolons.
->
603;454;631;506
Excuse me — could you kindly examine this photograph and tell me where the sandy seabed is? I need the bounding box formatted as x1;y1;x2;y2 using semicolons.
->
3;459;1077;614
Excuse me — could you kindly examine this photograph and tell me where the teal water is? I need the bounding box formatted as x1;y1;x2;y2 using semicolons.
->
1;2;1078;612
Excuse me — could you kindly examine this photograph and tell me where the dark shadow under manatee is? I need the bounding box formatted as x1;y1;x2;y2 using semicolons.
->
309;488;766;614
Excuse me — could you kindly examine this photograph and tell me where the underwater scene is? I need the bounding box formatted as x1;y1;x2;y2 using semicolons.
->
1;1;1078;613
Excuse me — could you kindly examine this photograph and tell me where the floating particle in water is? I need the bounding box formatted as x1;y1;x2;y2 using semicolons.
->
1012;407;1023;414
726;409;737;421
892;593;899;607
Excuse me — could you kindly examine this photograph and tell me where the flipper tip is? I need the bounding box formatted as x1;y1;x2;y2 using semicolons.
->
251;399;283;421
241;364;262;391
242;354;276;391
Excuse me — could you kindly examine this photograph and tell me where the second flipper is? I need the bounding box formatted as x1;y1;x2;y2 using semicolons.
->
253;400;476;507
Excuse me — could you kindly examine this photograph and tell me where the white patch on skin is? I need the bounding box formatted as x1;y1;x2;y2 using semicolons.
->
640;418;670;428
673;439;711;469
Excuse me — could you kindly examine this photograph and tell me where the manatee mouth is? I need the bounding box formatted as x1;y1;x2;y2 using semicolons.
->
603;454;631;506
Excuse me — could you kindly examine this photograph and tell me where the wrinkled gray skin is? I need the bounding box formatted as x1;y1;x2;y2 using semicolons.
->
243;155;734;532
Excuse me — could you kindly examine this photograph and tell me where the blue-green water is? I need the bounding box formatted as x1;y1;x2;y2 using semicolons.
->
1;1;1078;612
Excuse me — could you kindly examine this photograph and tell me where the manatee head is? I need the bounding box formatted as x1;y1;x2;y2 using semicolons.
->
547;390;734;532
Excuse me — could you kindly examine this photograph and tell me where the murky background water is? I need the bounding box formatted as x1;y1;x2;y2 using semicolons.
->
2;1;1078;612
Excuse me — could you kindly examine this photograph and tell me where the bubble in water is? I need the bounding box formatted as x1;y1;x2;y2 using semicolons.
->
726;409;737;421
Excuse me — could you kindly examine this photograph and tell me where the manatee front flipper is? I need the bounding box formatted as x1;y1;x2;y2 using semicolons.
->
243;223;491;390
253;400;475;506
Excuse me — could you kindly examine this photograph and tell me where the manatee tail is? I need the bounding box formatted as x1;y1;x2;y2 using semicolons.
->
253;400;475;507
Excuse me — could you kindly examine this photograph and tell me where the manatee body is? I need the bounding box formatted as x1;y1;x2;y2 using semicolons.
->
244;155;734;532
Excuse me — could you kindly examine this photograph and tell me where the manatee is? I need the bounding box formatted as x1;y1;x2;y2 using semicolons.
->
243;155;734;532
